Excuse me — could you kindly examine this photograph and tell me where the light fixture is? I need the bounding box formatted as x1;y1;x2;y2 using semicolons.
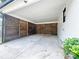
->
24;0;28;3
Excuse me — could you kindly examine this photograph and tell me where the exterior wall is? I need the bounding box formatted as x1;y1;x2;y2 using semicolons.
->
58;12;64;41
0;13;3;43
2;14;36;42
36;23;57;35
3;14;20;42
19;20;28;37
58;0;79;41
1;14;58;43
28;22;36;35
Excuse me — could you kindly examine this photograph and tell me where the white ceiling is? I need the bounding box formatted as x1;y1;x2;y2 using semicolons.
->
1;0;65;24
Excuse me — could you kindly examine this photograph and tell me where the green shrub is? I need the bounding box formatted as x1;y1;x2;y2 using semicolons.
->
70;45;79;59
64;38;79;55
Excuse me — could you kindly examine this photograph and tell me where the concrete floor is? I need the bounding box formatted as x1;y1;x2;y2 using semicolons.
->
0;34;64;59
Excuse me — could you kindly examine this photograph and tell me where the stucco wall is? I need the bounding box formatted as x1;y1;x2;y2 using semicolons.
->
58;0;79;41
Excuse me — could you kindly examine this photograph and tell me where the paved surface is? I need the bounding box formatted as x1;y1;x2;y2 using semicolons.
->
0;34;64;59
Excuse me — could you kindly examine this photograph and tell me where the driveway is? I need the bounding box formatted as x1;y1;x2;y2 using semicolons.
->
0;34;64;59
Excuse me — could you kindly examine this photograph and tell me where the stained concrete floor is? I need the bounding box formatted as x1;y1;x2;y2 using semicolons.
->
0;34;64;59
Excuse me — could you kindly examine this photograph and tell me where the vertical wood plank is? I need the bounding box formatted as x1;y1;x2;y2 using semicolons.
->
36;23;57;35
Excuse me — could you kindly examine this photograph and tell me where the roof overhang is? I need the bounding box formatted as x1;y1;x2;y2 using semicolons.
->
2;0;40;13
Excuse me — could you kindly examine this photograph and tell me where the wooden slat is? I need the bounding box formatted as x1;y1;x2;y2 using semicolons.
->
36;23;57;35
19;20;28;37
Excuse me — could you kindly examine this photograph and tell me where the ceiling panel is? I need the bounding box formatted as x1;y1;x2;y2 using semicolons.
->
2;0;65;23
1;0;40;13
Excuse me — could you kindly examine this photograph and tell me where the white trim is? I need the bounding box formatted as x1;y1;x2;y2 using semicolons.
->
35;21;58;24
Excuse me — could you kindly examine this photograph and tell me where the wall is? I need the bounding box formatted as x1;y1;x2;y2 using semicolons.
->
28;22;36;35
2;14;58;42
0;13;3;43
19;20;28;37
58;0;79;41
2;14;36;42
3;14;19;42
37;23;57;35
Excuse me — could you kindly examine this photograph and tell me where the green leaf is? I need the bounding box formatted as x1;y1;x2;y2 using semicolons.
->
64;38;79;56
